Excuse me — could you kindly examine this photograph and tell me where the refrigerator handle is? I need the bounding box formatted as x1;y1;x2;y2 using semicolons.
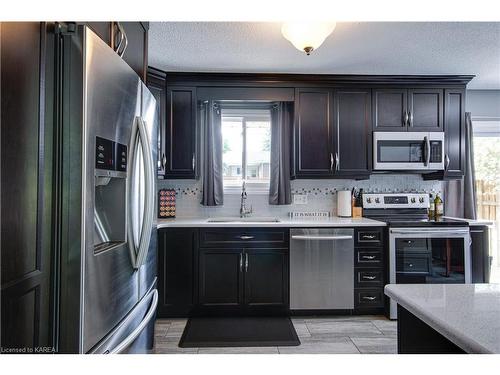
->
134;116;155;268
109;289;158;354
127;116;154;269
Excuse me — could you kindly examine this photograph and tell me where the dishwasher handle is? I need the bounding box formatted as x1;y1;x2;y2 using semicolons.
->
291;235;353;241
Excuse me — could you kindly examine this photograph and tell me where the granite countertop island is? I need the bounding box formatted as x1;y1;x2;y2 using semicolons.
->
157;216;387;228
385;284;500;354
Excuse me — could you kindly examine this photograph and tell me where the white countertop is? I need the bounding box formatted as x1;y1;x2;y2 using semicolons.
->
157;216;386;228
384;283;500;354
444;216;495;227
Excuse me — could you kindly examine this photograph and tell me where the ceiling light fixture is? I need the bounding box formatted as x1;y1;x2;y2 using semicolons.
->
281;22;336;55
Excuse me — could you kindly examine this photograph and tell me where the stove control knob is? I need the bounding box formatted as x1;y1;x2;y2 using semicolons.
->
410;197;416;203
419;197;425;203
366;198;372;203
375;198;380;203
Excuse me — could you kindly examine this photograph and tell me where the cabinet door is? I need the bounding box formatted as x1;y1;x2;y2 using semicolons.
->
120;22;148;82
408;88;443;131
294;89;334;177
165;86;197;178
443;89;465;178
198;249;243;307
244;249;289;309
373;89;407;131
334;89;372;177
158;229;197;317
146;71;166;178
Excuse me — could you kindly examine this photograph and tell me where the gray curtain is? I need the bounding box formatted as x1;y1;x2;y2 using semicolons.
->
201;100;224;206
444;112;477;219
269;102;292;205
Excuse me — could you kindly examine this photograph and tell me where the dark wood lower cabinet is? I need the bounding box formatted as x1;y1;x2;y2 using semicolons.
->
397;305;465;353
244;249;289;309
198;248;243;308
157;228;198;317
198;247;289;315
471;225;490;283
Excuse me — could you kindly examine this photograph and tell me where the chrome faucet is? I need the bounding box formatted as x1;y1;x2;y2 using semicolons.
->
240;182;253;218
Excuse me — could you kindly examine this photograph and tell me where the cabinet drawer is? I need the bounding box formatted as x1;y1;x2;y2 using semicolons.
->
355;249;382;266
355;269;383;287
354;289;384;308
199;228;288;248
396;252;432;274
355;228;383;247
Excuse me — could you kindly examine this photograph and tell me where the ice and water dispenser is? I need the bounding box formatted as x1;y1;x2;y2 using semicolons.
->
94;136;128;253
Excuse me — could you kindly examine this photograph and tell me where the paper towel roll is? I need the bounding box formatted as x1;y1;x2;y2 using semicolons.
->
337;190;352;217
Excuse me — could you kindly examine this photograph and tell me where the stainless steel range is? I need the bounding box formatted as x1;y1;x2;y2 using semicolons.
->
363;193;471;319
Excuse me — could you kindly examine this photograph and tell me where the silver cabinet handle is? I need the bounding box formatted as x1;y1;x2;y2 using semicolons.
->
192;153;195;171
361;255;376;260
362;296;377;301
404;111;409;127
362;275;377;280
330;153;334;171
335;152;339;171
161;153;166;170
239;253;243;272
245;253;249;272
445;154;450;171
239;235;254;240
409;111;413;127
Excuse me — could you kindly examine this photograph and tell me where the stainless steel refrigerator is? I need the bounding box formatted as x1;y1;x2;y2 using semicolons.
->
55;25;158;353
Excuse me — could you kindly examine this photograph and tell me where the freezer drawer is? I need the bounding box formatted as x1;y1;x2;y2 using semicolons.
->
290;228;354;310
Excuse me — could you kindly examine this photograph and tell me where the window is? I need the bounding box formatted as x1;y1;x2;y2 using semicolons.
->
221;108;271;192
473;120;500;282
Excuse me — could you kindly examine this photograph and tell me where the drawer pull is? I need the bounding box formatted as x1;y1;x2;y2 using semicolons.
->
362;255;376;260
362;296;377;301
362;235;376;239
362;275;377;280
239;235;254;240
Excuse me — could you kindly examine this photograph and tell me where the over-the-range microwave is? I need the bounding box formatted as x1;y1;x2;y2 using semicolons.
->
373;131;445;171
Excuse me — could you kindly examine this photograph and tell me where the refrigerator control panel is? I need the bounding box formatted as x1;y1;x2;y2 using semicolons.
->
95;136;127;172
116;143;127;172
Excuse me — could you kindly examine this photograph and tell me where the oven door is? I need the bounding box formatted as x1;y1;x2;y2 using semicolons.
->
373;132;444;170
388;227;470;319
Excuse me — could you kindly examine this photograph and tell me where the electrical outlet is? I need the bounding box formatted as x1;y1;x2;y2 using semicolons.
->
293;194;308;205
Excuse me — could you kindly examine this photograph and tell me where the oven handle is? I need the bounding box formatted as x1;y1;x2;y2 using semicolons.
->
390;228;469;236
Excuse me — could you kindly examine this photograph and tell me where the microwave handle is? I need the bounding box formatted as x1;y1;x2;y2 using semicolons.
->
423;136;430;167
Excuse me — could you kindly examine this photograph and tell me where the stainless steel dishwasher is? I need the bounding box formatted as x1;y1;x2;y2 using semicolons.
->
290;228;354;310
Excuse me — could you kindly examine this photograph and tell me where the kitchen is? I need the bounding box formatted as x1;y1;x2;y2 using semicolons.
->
1;1;500;373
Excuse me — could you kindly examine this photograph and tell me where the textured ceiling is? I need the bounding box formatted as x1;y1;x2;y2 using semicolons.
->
148;22;500;89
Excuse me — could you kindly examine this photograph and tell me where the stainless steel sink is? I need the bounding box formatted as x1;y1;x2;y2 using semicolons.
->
207;217;281;223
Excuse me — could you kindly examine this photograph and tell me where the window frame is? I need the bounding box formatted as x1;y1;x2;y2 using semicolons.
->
221;108;272;194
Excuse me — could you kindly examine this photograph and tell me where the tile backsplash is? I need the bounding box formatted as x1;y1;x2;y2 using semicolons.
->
157;175;443;218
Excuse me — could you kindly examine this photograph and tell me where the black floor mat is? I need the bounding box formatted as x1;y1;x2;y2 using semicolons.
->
178;316;301;348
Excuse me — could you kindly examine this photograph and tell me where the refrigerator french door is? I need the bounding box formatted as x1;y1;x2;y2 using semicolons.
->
56;25;157;353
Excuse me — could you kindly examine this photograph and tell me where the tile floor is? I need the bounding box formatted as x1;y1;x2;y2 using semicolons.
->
153;315;397;354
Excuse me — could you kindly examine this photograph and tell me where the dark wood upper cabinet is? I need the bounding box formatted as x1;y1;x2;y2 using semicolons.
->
373;89;408;131
198;248;243;308
146;69;167;178
334;89;372;177
374;88;443;132
408;88;443;131
244;249;288;309
443;89;466;177
165;86;198;179
294;88;334;177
